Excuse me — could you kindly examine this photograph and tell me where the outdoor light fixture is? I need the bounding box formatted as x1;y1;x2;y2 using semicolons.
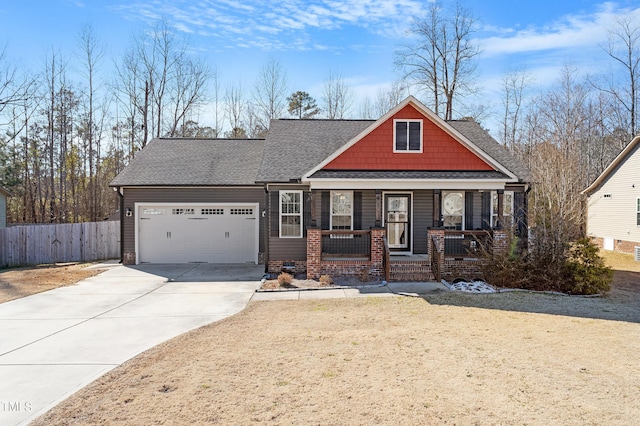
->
126;208;132;217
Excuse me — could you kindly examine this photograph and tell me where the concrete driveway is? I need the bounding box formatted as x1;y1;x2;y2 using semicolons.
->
0;262;263;426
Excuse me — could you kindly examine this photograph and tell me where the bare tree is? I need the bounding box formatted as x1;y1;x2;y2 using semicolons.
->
224;81;246;137
253;57;288;129
322;69;353;119
373;80;408;116
500;67;533;150
601;15;640;139
396;1;479;120
167;57;211;137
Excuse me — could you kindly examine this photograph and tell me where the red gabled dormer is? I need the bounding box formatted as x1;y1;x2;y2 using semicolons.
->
314;97;496;174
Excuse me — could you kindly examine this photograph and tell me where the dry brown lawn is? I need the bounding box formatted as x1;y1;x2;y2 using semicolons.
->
29;252;640;425
0;263;103;303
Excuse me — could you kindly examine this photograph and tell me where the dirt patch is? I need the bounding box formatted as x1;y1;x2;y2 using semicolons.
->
30;253;640;425
0;263;104;303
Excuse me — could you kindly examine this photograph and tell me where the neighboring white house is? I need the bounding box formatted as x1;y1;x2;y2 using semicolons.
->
583;135;640;255
0;186;10;228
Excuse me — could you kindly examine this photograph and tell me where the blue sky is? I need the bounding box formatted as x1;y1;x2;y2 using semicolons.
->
2;1;640;134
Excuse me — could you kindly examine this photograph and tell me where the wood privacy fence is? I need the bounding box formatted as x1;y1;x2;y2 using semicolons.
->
0;221;120;267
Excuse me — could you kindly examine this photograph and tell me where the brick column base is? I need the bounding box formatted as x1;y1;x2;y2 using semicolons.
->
306;228;321;279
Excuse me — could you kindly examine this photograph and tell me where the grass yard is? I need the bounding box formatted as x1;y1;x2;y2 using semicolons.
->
30;251;640;425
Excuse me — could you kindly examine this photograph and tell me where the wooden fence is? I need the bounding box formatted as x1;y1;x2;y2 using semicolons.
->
0;221;120;267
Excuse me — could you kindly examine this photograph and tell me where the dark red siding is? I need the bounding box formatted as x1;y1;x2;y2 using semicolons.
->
324;104;493;171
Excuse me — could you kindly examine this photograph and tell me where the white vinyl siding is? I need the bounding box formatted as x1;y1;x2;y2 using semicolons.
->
280;190;303;238
585;142;640;248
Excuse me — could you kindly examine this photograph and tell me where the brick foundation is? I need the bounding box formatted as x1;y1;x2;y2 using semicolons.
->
442;259;484;281
591;236;640;255
123;252;136;265
267;260;307;274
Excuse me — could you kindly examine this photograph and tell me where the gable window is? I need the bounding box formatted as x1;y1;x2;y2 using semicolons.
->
394;119;422;152
331;191;353;235
637;198;640;226
442;191;464;230
280;191;302;238
491;191;514;227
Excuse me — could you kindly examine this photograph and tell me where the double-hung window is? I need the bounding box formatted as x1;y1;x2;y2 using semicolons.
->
331;191;353;236
491;191;514;227
637;198;640;226
280;190;302;238
394;119;422;152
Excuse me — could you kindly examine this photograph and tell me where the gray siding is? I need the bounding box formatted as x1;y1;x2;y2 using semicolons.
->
472;191;483;230
122;186;266;256
412;190;433;254
268;184;310;261
586;142;640;245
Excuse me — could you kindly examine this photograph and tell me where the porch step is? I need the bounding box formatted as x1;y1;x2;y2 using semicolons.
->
388;260;434;282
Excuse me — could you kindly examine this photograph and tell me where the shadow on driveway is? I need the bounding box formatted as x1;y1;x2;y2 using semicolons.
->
129;263;265;282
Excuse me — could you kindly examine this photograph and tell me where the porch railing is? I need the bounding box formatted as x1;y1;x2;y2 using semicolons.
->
382;236;390;282
444;230;490;258
321;230;371;259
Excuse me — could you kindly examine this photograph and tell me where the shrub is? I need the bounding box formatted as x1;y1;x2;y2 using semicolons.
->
277;272;294;286
319;274;333;285
564;238;612;295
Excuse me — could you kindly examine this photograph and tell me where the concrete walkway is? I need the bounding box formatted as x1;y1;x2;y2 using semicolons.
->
253;281;448;301
0;262;263;426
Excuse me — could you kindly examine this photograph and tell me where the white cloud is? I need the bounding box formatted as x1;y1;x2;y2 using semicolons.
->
479;2;640;58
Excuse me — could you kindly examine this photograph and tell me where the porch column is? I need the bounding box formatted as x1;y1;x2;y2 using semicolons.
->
433;190;442;228
375;190;382;228
307;228;322;279
310;190;317;227
496;189;504;230
370;228;385;278
427;229;445;280
492;229;508;254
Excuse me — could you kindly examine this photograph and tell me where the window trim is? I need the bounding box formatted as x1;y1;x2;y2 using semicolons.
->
279;190;303;239
330;191;354;236
442;191;465;230
393;119;423;153
491;190;514;228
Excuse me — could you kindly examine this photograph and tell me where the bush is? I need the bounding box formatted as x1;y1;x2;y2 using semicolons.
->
277;272;294;286
319;274;333;285
564;238;612;295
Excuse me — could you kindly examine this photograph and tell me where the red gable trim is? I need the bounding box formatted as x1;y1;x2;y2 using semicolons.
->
323;104;493;171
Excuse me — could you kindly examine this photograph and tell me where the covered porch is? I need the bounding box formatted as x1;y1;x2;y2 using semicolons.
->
306;227;508;282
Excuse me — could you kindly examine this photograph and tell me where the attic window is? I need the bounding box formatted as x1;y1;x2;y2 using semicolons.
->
394;119;422;152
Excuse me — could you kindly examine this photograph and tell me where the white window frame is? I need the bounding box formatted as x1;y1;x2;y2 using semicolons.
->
491;191;514;228
330;191;353;238
442;191;465;230
279;190;303;238
393;119;423;153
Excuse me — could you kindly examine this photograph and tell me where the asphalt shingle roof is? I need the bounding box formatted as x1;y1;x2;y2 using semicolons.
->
110;138;265;187
447;120;531;181
256;119;374;182
257;118;530;183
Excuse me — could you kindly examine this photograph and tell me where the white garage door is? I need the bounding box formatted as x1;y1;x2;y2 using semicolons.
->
136;204;258;264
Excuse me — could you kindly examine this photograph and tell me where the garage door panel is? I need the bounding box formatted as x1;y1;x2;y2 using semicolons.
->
138;204;257;264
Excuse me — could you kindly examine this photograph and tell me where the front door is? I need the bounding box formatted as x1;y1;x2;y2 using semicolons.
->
385;194;411;250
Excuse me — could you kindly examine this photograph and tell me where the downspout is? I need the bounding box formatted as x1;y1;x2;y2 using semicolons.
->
116;186;124;264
